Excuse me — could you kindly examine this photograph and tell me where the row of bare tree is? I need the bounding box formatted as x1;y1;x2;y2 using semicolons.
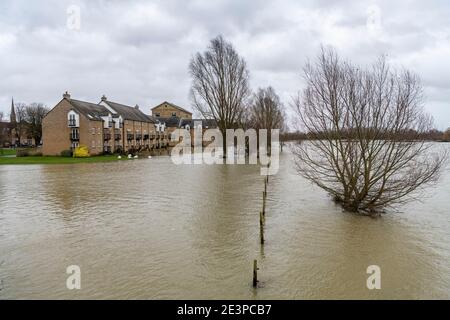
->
282;128;450;142
189;35;286;156
189;36;448;215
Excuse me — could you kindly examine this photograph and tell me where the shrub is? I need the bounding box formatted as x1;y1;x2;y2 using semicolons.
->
73;145;89;158
16;150;30;157
60;150;73;157
34;152;43;157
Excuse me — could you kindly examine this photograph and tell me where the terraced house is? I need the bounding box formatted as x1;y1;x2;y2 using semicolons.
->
42;92;168;156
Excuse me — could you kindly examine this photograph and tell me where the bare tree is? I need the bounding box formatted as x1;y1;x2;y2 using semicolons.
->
249;86;286;153
293;47;447;216
189;35;250;156
25;103;49;145
250;87;286;131
13;103;27;146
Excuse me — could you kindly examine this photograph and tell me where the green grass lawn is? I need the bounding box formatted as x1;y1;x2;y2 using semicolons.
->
0;148;17;156
0;154;131;165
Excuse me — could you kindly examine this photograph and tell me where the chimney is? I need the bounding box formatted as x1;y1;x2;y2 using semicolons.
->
135;104;139;110
63;91;71;99
101;94;107;101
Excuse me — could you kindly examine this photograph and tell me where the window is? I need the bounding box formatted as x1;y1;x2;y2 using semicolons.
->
155;113;160;117
68;114;76;126
92;140;95;147
172;112;177;117
91;128;96;135
70;128;79;140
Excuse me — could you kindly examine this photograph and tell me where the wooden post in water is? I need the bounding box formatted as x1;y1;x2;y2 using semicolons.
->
262;192;266;216
253;259;258;287
260;218;265;244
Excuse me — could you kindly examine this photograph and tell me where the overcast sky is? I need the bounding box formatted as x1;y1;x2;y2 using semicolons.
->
1;0;449;129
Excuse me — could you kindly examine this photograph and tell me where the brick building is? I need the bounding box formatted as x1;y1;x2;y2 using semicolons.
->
152;101;192;119
42;92;168;156
150;102;216;147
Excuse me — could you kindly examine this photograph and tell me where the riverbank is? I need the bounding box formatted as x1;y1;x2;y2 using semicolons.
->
0;148;17;156
0;154;130;165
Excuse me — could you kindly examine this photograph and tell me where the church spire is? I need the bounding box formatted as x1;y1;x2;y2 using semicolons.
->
10;97;16;124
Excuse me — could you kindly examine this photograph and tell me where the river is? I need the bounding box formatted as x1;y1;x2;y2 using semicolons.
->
0;147;449;299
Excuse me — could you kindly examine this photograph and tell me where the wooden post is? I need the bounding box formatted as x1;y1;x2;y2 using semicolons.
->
262;193;266;216
260;220;265;244
253;259;258;287
260;211;264;226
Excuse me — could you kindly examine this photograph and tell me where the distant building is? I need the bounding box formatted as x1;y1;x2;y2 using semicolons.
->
150;101;216;146
151;101;192;119
1;98;34;147
155;117;217;147
42;92;168;156
0;121;12;147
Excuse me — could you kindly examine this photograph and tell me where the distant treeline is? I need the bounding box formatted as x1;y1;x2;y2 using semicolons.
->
281;128;450;142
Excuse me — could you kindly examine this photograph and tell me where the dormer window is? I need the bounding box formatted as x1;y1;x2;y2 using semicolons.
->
115;116;123;129
67;110;79;127
68;114;76;126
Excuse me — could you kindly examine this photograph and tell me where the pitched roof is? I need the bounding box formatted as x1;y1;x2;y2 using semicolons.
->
158;117;183;128
69;99;110;120
152;101;192;115
103;100;154;123
0;121;13;129
157;117;217;129
181;118;217;129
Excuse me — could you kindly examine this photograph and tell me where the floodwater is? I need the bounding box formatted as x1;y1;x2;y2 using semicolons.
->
0;147;449;299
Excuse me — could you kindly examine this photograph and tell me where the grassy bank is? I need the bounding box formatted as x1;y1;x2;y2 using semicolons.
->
0;148;17;156
0;154;130;165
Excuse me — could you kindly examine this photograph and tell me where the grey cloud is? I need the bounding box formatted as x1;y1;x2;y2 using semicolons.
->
0;0;449;129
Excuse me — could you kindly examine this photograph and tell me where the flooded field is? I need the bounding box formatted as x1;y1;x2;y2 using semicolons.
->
1;148;450;299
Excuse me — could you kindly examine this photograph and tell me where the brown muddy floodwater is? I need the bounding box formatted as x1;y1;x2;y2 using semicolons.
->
0;148;450;299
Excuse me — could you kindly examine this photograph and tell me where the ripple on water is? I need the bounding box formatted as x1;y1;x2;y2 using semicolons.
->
0;152;450;299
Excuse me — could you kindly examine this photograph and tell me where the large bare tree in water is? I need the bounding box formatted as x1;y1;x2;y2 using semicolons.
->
293;48;447;216
189;35;250;156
